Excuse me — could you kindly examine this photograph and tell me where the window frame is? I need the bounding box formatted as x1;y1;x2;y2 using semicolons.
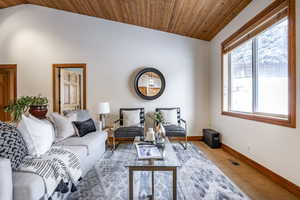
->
221;0;296;128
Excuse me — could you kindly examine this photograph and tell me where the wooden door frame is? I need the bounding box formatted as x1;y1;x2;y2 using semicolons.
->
0;64;17;101
52;64;86;112
0;64;17;121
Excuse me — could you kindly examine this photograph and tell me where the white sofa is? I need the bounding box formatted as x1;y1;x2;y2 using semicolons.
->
0;130;107;200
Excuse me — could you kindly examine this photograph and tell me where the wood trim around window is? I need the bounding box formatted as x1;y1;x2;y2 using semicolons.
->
221;0;296;128
52;64;87;113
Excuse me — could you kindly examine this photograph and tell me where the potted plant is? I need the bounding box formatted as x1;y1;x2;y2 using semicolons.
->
153;111;165;124
4;95;48;122
28;96;48;120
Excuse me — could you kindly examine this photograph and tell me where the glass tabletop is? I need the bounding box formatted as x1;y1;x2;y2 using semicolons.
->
125;137;181;167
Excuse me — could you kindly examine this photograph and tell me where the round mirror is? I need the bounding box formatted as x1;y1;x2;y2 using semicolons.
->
134;68;165;100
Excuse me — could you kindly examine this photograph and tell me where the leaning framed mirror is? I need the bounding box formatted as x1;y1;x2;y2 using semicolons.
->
134;68;165;100
53;64;86;113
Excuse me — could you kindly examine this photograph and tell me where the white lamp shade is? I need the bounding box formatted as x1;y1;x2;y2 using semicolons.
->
98;102;110;114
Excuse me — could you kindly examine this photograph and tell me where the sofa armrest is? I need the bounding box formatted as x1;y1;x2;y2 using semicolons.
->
0;158;13;200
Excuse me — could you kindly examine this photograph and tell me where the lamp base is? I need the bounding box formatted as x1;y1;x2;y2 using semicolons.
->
100;114;106;129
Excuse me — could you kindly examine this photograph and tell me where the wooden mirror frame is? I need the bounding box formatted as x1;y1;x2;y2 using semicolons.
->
52;64;86;113
134;67;165;100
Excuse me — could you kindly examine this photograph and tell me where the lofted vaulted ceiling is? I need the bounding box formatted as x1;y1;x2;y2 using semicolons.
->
0;0;252;41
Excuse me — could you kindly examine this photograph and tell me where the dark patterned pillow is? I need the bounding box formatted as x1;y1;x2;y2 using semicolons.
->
0;122;28;170
72;118;96;137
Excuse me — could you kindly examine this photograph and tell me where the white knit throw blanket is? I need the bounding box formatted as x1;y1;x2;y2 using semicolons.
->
17;146;82;198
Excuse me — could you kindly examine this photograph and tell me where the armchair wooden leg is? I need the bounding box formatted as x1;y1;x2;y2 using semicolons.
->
113;136;115;151
185;135;188;150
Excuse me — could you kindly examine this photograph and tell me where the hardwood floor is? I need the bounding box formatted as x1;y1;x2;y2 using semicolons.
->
191;141;299;200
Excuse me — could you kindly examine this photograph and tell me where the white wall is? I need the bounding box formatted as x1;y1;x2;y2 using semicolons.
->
209;0;300;186
0;5;210;136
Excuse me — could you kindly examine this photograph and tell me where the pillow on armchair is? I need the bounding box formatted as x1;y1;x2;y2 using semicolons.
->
160;109;178;125
122;110;140;127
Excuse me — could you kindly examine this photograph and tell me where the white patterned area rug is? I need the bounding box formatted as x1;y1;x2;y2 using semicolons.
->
68;143;250;200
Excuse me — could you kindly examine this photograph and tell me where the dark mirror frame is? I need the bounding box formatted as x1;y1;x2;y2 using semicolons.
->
134;67;166;100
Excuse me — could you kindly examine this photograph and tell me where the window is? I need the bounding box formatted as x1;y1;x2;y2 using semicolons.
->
222;0;296;127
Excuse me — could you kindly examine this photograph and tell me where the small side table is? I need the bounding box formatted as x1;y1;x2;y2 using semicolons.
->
103;126;114;148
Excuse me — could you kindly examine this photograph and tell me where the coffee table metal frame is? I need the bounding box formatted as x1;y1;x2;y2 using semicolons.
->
128;165;177;200
127;137;179;200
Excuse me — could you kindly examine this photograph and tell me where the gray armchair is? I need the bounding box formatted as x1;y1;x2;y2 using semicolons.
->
113;108;145;150
156;107;187;149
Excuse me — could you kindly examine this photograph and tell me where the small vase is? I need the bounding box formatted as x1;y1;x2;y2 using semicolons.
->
145;128;155;142
29;105;48;119
158;123;166;138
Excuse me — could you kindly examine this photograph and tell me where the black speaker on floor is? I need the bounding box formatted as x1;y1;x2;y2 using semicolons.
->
203;129;221;148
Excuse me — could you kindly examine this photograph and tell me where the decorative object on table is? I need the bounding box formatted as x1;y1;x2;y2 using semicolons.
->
156;122;166;138
4;95;48;122
97;102;110;129
135;142;162;160
134;67;165;100
155;107;188;149
153;111;165;124
28;95;48;119
203;129;221;148
149;111;166;139
145;128;155;142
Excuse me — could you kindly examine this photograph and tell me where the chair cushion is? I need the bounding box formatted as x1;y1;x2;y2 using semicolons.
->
115;126;144;138
164;125;186;137
56;131;107;157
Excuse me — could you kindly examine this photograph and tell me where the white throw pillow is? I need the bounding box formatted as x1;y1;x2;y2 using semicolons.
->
160;109;178;125
17;115;54;157
50;112;77;141
122;110;140;127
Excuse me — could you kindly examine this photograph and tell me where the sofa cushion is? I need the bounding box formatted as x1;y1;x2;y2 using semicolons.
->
56;131;107;156
13;172;45;200
17;115;54;157
50;112;77;141
0;122;28;170
114;126;144;138
64;109;91;121
73;118;96;137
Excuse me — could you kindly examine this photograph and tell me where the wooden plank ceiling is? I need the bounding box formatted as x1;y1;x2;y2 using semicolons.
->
0;0;252;41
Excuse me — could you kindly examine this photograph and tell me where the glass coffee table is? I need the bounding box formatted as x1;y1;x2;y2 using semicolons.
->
126;137;181;200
